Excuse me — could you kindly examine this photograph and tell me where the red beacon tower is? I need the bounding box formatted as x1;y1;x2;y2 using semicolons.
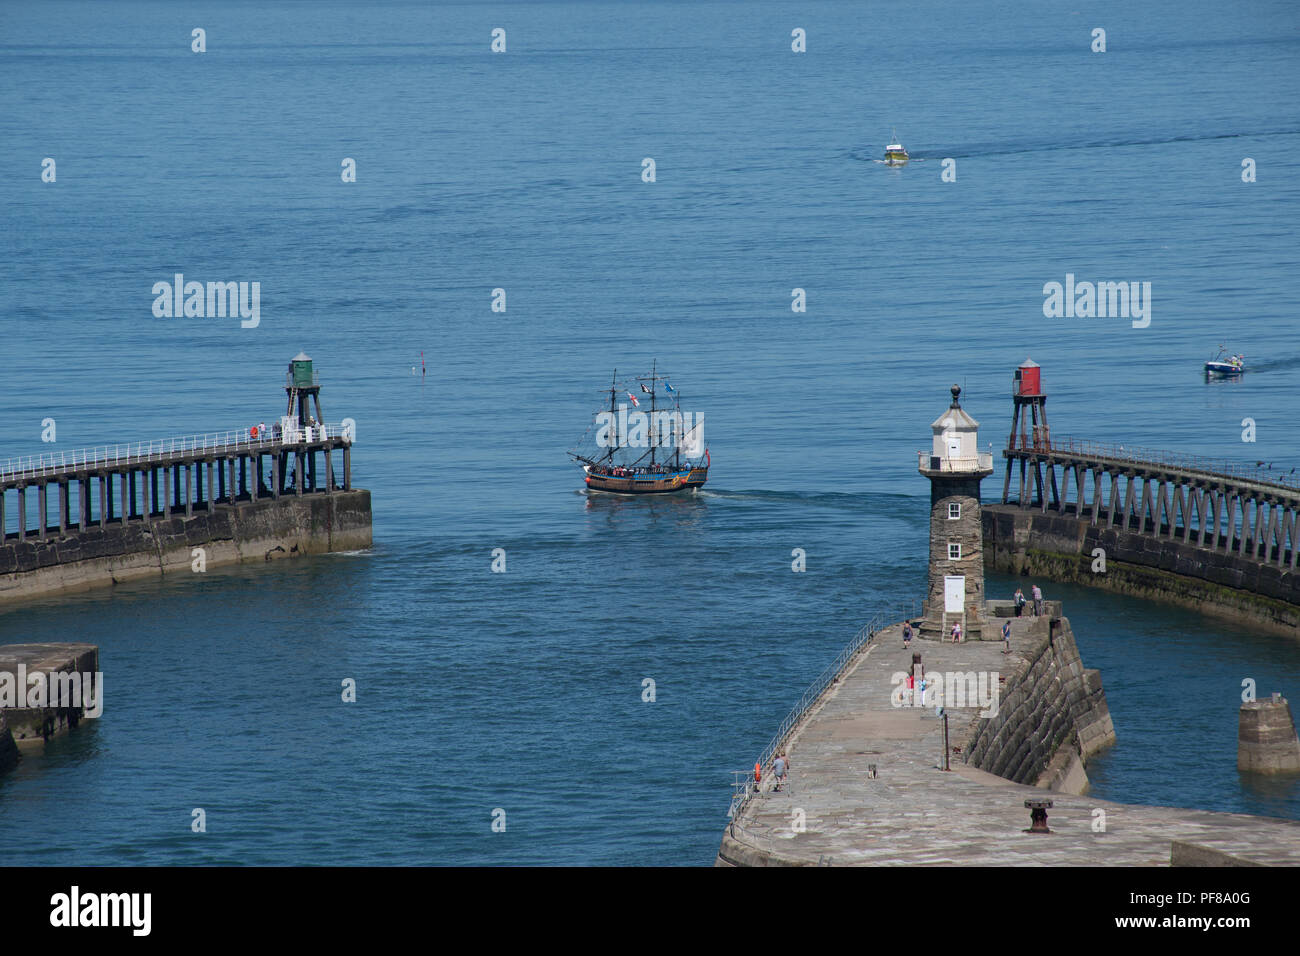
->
1003;358;1050;505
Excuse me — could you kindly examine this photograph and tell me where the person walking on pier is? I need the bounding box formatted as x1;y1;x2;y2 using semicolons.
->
773;752;789;792
903;621;913;650
1002;619;1011;654
1013;587;1026;617
1032;584;1043;617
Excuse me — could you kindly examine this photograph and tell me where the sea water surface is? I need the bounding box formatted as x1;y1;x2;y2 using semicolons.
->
1;0;1298;864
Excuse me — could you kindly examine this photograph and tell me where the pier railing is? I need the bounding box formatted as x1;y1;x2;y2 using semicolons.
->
1009;435;1300;493
0;423;352;483
728;600;922;820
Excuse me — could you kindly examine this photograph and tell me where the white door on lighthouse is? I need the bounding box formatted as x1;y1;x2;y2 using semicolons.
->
944;575;966;613
947;436;961;461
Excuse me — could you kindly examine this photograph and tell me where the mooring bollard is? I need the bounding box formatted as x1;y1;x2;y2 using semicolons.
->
1024;798;1053;834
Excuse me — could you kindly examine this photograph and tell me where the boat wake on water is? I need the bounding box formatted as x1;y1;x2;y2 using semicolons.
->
849;128;1300;165
694;488;920;510
1239;353;1300;373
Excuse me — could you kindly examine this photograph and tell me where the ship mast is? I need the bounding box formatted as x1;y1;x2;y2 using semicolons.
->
672;378;683;469
636;359;675;471
604;369;619;463
649;358;656;468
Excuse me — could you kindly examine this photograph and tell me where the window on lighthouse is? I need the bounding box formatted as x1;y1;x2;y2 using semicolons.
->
948;542;962;560
948;503;961;520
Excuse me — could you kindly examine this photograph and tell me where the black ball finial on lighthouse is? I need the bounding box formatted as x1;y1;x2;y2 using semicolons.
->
950;384;962;408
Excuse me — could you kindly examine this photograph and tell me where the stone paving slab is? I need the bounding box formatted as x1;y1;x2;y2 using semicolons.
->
721;619;1300;866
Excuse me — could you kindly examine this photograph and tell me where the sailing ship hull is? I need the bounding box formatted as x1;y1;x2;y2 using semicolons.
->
584;467;708;495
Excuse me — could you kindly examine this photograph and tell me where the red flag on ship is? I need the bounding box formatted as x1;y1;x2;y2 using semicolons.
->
627;392;639;407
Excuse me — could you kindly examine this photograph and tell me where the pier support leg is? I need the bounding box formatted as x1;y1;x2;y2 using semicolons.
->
1236;497;1249;556
324;448;333;495
184;464;192;518
344;445;352;491
272;455;280;499
58;482;68;534
228;457;237;505
38;483;48;539
1265;502;1278;562
99;472;107;527
296;451;304;496
1211;492;1223;550
251;455;259;501
0;489;6;542
1223;493;1237;552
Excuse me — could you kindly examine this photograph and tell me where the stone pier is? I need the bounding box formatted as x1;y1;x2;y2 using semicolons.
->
1238;694;1300;774
0;643;100;769
718;607;1300;866
0;490;371;604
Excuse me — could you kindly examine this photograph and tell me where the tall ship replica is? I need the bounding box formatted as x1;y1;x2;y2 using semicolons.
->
570;363;709;494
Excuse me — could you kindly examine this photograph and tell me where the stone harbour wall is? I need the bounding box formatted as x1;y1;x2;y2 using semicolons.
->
983;505;1300;636
963;613;1116;794
0;712;18;775
0;490;371;604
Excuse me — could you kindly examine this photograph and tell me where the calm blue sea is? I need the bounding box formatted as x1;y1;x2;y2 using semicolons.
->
1;0;1299;864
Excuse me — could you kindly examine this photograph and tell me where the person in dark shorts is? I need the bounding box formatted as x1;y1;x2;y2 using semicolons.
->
903;621;913;649
1002;619;1011;654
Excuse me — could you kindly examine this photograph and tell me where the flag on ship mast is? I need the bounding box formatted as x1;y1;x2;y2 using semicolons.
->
627;392;639;407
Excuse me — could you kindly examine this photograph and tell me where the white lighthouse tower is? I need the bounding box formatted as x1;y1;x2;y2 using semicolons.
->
917;385;994;639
